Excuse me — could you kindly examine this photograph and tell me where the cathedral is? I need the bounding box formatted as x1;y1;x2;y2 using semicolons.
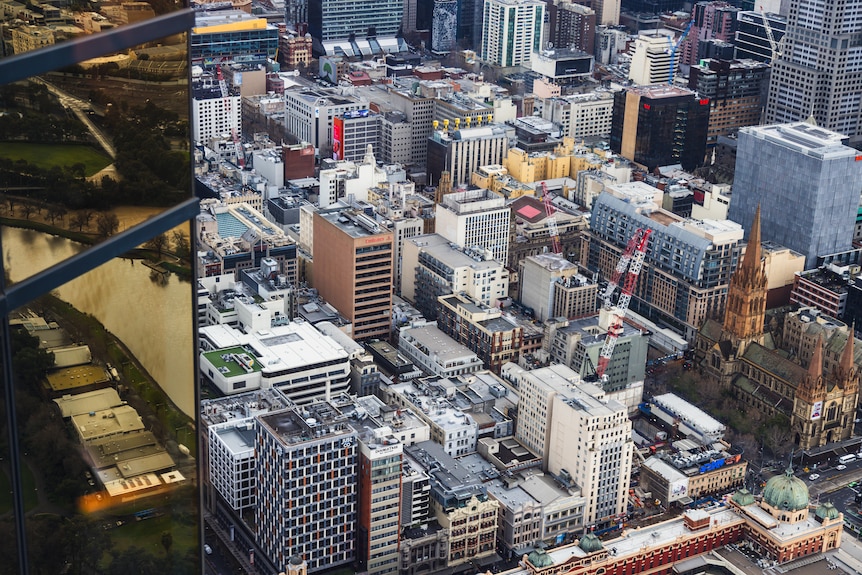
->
695;207;860;450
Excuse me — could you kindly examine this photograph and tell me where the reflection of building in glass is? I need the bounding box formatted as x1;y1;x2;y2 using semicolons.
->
0;6;200;573
10;25;54;54
191;11;279;66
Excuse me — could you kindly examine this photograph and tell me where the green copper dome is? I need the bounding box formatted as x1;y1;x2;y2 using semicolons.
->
731;488;755;506
528;549;554;567
579;533;604;553
815;502;839;520
762;469;809;511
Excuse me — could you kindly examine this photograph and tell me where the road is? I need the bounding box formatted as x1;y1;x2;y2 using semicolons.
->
31;77;116;158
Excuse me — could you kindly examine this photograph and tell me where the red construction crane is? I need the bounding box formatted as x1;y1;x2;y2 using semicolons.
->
216;66;244;168
595;227;652;380
540;181;562;254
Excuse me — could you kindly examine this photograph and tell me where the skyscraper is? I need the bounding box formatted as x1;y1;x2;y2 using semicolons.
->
727;123;862;269
308;0;404;41
312;207;394;341
609;85;710;171
765;0;862;140
480;0;545;68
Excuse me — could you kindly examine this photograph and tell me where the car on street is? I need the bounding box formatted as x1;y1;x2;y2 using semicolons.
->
809;473;820;481
837;464;847;470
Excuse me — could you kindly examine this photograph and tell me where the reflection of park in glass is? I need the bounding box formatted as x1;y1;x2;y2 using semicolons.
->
0;1;185;61
0;36;191;283
6;277;198;574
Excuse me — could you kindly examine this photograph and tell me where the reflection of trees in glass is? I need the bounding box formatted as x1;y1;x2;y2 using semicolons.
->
144;233;168;258
0;82;188;211
171;230;190;260
95;211;120;238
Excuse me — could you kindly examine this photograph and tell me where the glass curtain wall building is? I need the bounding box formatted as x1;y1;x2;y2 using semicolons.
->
0;6;200;575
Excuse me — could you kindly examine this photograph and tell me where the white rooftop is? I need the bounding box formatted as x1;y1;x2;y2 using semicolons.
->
199;320;349;376
652;393;725;437
744;123;857;160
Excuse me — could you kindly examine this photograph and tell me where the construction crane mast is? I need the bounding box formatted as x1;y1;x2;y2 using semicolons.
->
216;66;244;168
595;228;652;380
759;6;786;63
667;19;695;85
540;181;562;255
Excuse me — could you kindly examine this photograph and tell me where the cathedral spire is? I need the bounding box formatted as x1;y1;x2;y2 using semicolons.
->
740;204;762;278
808;335;823;381
838;326;858;392
840;327;855;373
722;205;768;341
797;335;826;404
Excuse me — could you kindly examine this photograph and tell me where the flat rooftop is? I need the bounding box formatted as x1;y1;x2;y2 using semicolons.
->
629;85;696;100
46;365;110;391
744;122;857;160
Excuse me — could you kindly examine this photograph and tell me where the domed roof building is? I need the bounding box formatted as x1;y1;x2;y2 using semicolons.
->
815;502;840;522
762;469;809;511
760;468;810;523
579;533;603;554
526;548;554;568
731;488;755;507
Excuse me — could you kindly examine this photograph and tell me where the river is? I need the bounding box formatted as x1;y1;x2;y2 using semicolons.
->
2;222;195;417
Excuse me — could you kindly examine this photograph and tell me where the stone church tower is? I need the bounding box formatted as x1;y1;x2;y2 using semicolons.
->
793;330;860;448
722;204;768;352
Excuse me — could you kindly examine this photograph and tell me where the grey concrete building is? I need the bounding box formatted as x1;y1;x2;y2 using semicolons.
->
727;123;862;269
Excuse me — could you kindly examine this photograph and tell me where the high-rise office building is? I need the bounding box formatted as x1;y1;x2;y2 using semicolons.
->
680;1;739;66
308;0;404;41
765;0;862;139
585;183;744;341
627;31;676;85
256;402;359;572
313;208;394;341
192;74;242;152
480;0;545;68
727;123;862;269
548;1;596;54
503;363;632;528
426;123;511;186
191;11;279;67
733;10;787;63
0;7;200;575
610;85;711;171
688;58;769;148
434;188;512;264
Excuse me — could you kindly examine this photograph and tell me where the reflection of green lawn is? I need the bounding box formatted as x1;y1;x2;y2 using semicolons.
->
21;463;39;512
108;512;198;556
0;466;11;514
0;142;111;176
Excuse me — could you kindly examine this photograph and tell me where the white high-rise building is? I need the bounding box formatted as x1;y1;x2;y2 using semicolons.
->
434;189;512;264
192;77;241;149
503;363;632;528
480;0;545;68
628;30;676;85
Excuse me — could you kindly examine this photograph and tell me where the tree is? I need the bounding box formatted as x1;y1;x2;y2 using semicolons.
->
46;204;67;226
160;531;173;555
144;233;168;259
95;211;120;238
71;209;94;231
171;230;190;260
18;202;35;220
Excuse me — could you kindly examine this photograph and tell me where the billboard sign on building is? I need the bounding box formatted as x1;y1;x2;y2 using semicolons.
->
811;401;823;420
668;478;688;503
333;116;344;160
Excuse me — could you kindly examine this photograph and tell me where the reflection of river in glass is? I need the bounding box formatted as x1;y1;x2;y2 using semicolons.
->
2;226;195;416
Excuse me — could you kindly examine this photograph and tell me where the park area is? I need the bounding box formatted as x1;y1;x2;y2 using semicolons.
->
0;142;112;177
